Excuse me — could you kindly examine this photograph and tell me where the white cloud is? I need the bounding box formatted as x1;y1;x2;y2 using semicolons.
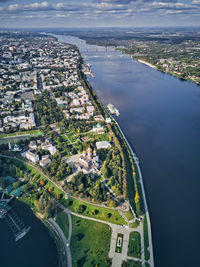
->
24;1;49;10
8;4;19;11
166;10;183;14
192;0;200;4
55;3;65;9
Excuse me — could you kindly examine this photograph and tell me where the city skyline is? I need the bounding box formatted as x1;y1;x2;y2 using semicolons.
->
0;0;200;28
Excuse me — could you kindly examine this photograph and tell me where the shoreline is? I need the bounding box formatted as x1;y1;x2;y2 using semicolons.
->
137;59;157;69
110;115;154;266
136;58;200;86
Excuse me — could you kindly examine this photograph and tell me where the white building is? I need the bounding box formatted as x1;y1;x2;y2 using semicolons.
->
48;146;57;155
96;141;111;150
39;158;51;167
26;151;39;163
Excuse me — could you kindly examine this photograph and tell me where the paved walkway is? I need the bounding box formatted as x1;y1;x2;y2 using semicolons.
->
48;218;72;267
58;203;144;267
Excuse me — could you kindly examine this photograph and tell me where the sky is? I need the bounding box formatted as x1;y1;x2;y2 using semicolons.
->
0;0;200;28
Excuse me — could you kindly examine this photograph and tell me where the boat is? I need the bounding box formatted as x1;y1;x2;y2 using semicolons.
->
107;103;120;116
15;227;31;241
115;108;120;116
107;103;115;114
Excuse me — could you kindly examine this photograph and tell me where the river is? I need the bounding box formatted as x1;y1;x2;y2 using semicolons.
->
55;34;200;267
0;200;58;267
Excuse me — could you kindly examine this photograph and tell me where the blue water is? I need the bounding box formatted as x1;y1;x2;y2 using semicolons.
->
56;34;200;267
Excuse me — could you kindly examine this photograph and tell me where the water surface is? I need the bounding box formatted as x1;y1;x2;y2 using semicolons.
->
0;200;58;267
56;34;200;267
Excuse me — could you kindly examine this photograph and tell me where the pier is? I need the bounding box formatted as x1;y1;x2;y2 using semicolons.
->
0;194;31;241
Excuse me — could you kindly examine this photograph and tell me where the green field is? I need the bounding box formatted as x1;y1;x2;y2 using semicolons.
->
128;231;141;258
143;215;150;261
122;259;142;267
71;215;112;267
62;198;127;225
56;210;69;238
0;129;42;138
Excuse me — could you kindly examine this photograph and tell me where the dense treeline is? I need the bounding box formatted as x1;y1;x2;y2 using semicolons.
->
110;122;144;216
35;90;64;126
101;147;123;196
46;153;72;181
52;85;75;97
0;157;56;218
59;119;95;134
66;172;107;202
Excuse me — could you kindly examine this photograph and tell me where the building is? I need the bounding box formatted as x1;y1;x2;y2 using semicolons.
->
26;151;39;163
48;146;57;155
76;147;99;174
29;140;37;150
92;123;104;133
39;158;51;167
106;117;112;124
96;141;111;150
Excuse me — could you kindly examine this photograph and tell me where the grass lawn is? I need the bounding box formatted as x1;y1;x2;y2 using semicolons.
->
143;214;150;261
0;129;42;138
128;231;141;258
129;220;140;228
56;209;69;238
62;198;127;225
121;210;135;221
122;260;142;267
71;215;112;267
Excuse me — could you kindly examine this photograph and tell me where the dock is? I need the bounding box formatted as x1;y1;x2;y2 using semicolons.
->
0;194;31;241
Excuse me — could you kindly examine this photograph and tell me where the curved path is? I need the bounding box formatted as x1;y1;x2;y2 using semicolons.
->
48;218;72;267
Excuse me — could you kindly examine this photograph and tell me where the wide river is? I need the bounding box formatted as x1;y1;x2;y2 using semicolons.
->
55;34;200;267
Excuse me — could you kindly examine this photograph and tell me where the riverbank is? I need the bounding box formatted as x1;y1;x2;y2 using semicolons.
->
137;59;157;70
135;58;200;86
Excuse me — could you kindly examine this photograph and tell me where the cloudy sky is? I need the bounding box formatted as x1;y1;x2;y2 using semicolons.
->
0;0;200;28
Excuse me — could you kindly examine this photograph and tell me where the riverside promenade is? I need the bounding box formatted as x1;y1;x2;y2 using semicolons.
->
111;116;154;267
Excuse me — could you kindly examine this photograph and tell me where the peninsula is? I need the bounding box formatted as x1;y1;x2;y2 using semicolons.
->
0;31;154;267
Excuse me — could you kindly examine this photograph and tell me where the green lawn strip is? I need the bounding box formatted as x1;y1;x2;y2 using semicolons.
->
44;180;63;195
62;198;127;225
71;215;112;267
121;210;135;221
115;233;124;253
129;220;140;228
56;209;69;238
143;214;150;261
122;259;142;267
128;232;141;258
0;129;42;138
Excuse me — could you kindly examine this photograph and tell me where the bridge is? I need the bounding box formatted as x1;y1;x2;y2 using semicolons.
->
82;46;116;53
0;194;31;241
